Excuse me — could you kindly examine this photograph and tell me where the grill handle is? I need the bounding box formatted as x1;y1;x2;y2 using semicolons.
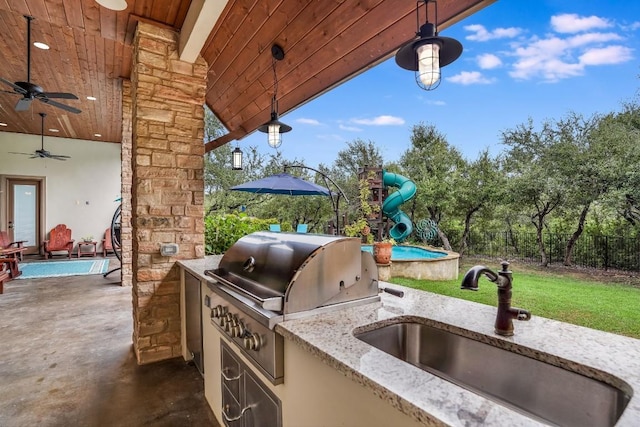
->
380;286;404;298
205;269;283;312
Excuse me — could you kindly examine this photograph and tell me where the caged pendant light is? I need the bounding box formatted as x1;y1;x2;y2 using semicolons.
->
258;44;292;149
395;0;463;90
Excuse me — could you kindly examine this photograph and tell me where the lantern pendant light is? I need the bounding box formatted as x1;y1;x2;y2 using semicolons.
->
258;44;291;148
231;145;243;170
395;0;463;90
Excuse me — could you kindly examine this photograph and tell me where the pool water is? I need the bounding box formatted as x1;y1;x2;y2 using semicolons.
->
361;245;446;260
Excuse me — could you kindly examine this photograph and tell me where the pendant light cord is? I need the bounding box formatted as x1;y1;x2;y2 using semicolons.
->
271;55;279;116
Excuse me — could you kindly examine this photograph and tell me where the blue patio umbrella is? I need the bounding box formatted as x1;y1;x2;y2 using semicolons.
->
230;173;331;196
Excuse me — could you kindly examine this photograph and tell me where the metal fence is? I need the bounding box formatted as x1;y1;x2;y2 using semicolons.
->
465;231;640;272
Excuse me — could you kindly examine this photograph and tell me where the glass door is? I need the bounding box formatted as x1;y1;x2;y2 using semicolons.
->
8;179;41;255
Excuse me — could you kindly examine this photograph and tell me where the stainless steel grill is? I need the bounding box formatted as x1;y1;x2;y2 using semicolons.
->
204;231;379;384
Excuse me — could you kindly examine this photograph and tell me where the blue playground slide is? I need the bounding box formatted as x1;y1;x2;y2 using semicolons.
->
382;170;417;242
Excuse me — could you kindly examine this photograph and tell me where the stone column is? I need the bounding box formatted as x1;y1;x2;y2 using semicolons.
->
121;80;133;288
131;22;207;364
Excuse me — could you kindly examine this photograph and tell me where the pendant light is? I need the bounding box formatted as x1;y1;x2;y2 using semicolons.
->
395;0;463;90
231;145;243;170
258;44;291;148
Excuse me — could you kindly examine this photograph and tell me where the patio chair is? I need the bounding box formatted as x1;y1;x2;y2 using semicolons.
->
102;228;114;257
296;224;308;233
269;224;281;232
1;248;21;280
43;224;74;259
0;230;26;261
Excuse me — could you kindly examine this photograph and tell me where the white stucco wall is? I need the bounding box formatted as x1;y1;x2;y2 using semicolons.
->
0;131;121;253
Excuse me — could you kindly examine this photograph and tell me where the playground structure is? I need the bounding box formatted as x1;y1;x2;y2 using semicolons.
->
358;166;416;243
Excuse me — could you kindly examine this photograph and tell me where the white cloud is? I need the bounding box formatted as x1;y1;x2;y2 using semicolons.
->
317;134;344;141
465;24;522;41
447;71;494;85
551;13;612;33
477;53;502;69
296;118;321;125
338;124;362;132
626;22;640;31
508;31;632;81
579;45;633;65
351;115;405;126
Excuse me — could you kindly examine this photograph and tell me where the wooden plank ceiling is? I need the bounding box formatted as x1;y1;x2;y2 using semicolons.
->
0;0;494;150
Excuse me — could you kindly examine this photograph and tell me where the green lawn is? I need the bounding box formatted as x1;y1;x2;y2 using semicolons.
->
389;259;640;339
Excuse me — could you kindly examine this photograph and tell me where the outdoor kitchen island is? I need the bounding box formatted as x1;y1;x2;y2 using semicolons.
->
179;255;640;427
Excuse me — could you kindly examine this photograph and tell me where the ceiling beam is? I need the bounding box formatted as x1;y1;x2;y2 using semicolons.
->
179;0;228;63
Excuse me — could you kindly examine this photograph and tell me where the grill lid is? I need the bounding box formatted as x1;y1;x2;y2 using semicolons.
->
206;231;378;314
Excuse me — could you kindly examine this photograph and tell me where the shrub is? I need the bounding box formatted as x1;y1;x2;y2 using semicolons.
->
204;213;276;254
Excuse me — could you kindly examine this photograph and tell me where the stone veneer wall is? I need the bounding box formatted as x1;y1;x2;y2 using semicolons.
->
121;80;133;287
130;22;207;364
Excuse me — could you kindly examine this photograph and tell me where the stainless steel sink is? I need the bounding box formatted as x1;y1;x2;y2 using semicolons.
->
354;321;631;426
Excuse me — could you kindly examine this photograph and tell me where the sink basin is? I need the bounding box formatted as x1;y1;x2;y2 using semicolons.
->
354;321;631;426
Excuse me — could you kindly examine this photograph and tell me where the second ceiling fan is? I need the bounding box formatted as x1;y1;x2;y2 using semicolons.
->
0;15;81;114
9;112;71;161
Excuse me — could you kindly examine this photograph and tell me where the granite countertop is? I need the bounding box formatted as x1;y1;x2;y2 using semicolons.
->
179;257;640;426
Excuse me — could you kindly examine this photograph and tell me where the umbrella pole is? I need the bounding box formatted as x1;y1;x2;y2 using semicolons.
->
284;164;349;235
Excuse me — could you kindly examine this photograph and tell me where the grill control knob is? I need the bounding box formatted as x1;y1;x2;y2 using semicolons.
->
244;332;261;351
223;313;234;332
211;305;225;318
231;321;246;338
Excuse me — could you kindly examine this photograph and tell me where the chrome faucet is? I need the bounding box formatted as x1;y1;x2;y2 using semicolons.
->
461;261;531;336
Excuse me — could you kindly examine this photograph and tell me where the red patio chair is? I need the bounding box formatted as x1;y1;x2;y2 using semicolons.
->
102;228;114;257
43;224;74;259
0;230;26;261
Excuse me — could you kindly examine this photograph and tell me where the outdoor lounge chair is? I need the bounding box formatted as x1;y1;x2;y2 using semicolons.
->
269;224;281;232
0;230;26;261
43;224;74;259
102;228;114;257
296;224;308;233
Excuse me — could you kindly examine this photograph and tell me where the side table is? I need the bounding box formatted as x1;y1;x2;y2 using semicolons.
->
77;241;97;258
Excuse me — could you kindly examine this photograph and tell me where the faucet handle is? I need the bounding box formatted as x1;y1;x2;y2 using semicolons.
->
516;309;532;321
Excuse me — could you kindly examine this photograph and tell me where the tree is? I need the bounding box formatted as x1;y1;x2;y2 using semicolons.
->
399;123;464;250
501;118;566;266
552;112;608;266
454;150;503;256
330;138;383;226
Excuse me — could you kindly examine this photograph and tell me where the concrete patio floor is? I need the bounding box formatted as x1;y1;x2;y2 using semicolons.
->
0;257;219;427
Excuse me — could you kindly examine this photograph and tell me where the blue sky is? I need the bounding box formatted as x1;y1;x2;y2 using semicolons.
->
236;0;640;169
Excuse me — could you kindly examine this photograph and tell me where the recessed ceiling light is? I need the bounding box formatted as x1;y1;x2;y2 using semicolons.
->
94;133;102;137
87;96;97;101
49;128;60;132
95;0;128;11
0;123;7;127
34;42;49;50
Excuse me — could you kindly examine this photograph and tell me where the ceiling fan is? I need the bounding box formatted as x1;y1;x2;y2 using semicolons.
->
0;15;81;114
10;112;71;160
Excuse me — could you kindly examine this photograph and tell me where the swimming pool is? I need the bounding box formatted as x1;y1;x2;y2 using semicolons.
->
361;245;447;260
361;244;458;281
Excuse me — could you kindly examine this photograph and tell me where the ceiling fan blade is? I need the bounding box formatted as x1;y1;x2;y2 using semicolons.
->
15;97;32;111
8;151;32;155
48;155;70;160
0;77;27;94
38;97;81;114
40;92;79;100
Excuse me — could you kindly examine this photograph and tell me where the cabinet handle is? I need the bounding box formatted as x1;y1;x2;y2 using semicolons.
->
221;367;242;381
223;404;253;422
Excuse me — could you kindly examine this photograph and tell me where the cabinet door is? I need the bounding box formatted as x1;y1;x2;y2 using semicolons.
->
222;385;243;427
221;344;242;398
243;372;281;427
185;271;204;374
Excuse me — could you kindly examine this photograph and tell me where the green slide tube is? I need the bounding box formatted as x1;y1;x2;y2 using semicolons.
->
382;170;416;242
